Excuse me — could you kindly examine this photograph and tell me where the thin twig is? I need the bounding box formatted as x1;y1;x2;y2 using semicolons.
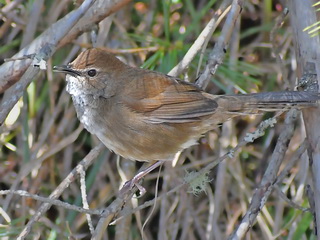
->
17;143;105;239
274;187;309;212
2;125;83;212
228;110;299;240
168;0;232;78
196;0;243;89
288;0;320;235
0;0;97;124
0;190;102;215
270;7;290;89
77;165;95;235
0;0;132;93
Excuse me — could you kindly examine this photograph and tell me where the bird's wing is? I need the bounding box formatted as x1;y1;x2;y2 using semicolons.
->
121;71;218;123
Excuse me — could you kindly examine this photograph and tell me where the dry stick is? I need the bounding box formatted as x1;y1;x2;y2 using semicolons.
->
168;0;232;77
77;165;95;235
0;2;25;27
0;0;97;125
2;125;83;213
0;190;102;215
306;185;317;235
0;0;131;93
289;0;320;235
196;0;243;89
208;112;232;240
0;46;48;125
205;187;218;239
17;143;105;239
270;7;290;90
228;109;299;240
268;7;292;236
273;142;310;214
142;164;163;240
157;163;170;240
30;92;71;161
20;0;45;49
115;155;140;240
92;186;138;239
274;187;309;212
2;92;73;212
0;0;23;16
207;11;241;239
0;0;132;93
0;206;10;224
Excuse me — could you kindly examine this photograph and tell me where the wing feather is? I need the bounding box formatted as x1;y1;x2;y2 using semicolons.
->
121;71;217;123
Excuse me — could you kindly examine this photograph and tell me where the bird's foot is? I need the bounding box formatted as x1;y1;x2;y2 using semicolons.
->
121;173;146;197
119;161;163;196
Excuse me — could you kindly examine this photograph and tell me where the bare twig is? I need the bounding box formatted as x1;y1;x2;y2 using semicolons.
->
17;143;105;239
274;187;309;212
92;185;137;240
0;0;97;124
168;0;232;78
228;110;299;240
77;165;95;235
289;0;320;235
0;190;102;215
0;0;131;93
20;0;45;48
196;0;243;89
2;125;83;212
270;7;290;89
306;185;317;235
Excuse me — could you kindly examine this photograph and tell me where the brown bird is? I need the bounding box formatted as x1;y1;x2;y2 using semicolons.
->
54;48;319;188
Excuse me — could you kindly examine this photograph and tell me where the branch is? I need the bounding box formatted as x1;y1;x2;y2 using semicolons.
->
228;110;299;239
16;143;105;239
0;0;97;124
168;0;232;77
0;190;102;216
0;0;132;93
289;0;320;235
195;0;243;89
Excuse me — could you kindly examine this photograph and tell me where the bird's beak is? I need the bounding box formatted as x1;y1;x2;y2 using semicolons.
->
53;65;81;77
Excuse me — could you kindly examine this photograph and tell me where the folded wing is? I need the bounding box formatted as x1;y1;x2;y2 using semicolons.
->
121;72;218;123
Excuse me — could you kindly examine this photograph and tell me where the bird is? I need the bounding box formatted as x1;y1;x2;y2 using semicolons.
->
54;48;319;189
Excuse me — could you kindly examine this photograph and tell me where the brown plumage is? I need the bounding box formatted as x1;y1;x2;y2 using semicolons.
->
54;48;319;162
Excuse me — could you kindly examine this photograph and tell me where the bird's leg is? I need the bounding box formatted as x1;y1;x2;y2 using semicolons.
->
120;161;164;196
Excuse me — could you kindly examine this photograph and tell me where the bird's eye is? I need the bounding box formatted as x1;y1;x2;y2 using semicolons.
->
87;69;97;77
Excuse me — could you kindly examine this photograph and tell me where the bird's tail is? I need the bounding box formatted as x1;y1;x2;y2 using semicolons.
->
213;91;320;114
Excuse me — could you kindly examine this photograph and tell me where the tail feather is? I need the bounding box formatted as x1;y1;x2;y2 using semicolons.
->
214;91;320;114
